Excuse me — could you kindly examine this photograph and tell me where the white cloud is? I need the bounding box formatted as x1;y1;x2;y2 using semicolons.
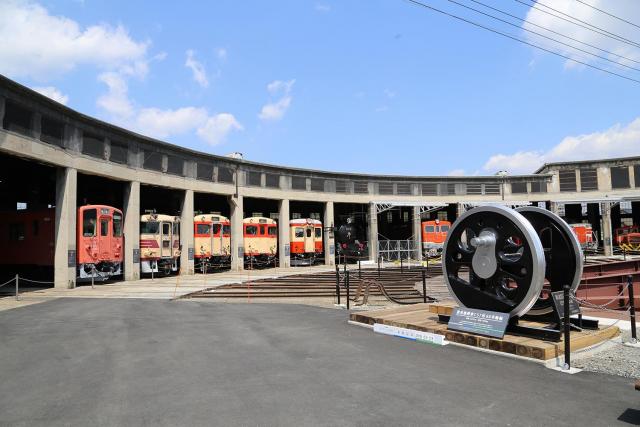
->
315;3;331;12
384;89;396;99
448;169;466;176
197;113;243;146
0;0;149;81
215;47;227;61
522;1;640;69
32;86;69;105
97;73;241;146
259;79;295;121
185;49;209;88
483;117;640;174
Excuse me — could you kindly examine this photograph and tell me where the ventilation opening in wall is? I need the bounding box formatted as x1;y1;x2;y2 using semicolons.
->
82;133;104;159
110;140;128;165
3;101;33;137
40;116;64;147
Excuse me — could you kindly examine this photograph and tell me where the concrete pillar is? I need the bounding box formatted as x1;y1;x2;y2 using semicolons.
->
324;201;335;266
230;195;244;271
549;201;560;216
123;181;140;281
368;203;378;262
457;203;466;217
601;202;613;256
54;167;77;289
278;199;290;268
180;189;195;275
412;206;423;262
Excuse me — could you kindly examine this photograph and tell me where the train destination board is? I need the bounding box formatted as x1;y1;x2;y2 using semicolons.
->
448;307;509;339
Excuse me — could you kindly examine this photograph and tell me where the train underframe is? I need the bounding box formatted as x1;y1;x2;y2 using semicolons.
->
78;261;122;282
290;252;319;266
244;254;276;268
422;242;444;258
141;257;179;276
195;255;231;272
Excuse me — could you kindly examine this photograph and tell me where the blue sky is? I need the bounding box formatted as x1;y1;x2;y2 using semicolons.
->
2;0;640;175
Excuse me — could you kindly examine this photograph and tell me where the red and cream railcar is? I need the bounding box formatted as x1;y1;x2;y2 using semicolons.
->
243;217;277;266
0;208;55;268
77;205;123;280
140;213;180;275
290;219;322;265
194;213;231;270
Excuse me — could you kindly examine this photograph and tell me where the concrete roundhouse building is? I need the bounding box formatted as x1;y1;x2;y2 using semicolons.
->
1;74;639;289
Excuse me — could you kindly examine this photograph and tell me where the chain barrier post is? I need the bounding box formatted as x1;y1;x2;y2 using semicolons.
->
563;284;571;370
346;270;350;310
377;255;381;279
422;269;427;304
358;259;361;279
91;266;95;289
628;275;637;343
335;265;340;305
400;256;403;274
15;274;19;301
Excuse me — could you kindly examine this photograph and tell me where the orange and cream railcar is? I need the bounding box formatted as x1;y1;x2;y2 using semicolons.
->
290;219;322;266
570;223;598;251
140;213;180;275
421;219;451;257
243;217;277;266
78;205;124;280
194;214;231;270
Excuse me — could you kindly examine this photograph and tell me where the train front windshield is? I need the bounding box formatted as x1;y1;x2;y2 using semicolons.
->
141;221;159;234
83;209;96;237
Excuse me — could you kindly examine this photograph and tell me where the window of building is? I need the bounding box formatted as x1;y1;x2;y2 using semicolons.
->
82;133;105;158
611;166;630;189
83;209;97;237
310;178;324;191
530;181;547;193
266;173;280;188
421;183;438;196
397;183;411;195
144;151;163;171
484;184;500;195
218;167;234;183
379;183;394;195
2;101;32;136
466;184;482;195
635;165;640;188
197;163;213;181
40;116;64;147
292;176;306;190
110;140;128;164
247;171;262;187
511;182;528;194
559;170;577;192
579;168;598;191
437;211;448;221
166;155;184;176
335;180;349;193
354;181;369;194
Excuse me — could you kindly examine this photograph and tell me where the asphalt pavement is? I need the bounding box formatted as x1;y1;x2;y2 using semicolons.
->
0;299;638;426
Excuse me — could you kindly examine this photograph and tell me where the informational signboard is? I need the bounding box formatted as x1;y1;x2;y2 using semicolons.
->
448;307;509;339
330;245;335;255
551;291;581;318
373;323;447;346
238;246;244;258
67;250;76;267
188;247;194;261
284;244;290;257
132;249;140;264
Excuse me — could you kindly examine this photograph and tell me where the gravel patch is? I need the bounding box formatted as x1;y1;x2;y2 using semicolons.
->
573;332;640;378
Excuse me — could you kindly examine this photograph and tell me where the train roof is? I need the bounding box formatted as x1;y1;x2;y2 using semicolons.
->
79;204;122;213
243;216;276;224
290;218;322;226
421;219;451;224
194;213;230;223
140;213;180;222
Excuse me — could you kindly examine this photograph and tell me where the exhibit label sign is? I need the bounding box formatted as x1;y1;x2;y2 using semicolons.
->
448;307;509;339
373;323;448;346
551;291;580;318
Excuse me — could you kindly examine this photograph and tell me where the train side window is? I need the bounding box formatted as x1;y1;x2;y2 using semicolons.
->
100;219;108;237
315;228;322;238
212;224;221;235
173;223;179;235
245;225;257;236
162;223;170;235
9;223;25;241
425;226;435;233
223;225;231;236
441;225;450;232
113;213;123;237
306;228;312;238
295;228;304;238
83;209;97;237
260;225;266;235
196;224;211;235
268;226;277;236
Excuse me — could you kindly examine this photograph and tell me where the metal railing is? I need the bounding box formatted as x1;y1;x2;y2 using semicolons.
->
378;239;418;262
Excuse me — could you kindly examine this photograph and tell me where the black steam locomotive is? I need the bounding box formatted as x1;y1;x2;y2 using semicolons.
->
334;217;367;260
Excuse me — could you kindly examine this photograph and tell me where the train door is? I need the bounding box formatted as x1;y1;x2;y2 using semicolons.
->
212;222;221;256
172;222;180;258
98;209;111;260
112;211;123;259
315;225;322;253
222;223;231;255
161;222;172;258
304;225;314;253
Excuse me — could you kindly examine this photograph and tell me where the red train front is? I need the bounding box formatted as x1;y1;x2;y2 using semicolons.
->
77;205;124;280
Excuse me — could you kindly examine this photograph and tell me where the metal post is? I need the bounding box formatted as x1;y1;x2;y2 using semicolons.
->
346;270;350;310
378;255;381;279
15;274;19;301
151;261;154;281
563;284;571;370
358;259;361;279
628;275;637;343
422;269;427;304
400;256;403;273
335;265;341;305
